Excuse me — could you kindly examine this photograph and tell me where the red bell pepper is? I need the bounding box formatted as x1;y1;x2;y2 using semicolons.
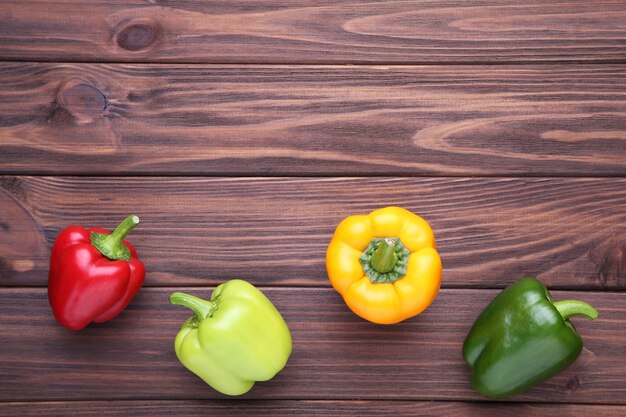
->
48;215;145;330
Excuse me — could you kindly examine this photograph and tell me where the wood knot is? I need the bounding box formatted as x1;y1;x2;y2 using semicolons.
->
115;18;161;51
56;79;107;123
565;375;580;392
589;239;626;287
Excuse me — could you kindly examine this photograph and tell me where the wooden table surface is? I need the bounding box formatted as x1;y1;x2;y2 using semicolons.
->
1;1;626;416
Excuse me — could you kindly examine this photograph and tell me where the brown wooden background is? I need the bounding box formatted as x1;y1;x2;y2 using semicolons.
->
1;1;626;416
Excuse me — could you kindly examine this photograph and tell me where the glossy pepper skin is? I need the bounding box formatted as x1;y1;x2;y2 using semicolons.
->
463;277;598;398
169;280;292;396
48;215;145;330
326;206;442;324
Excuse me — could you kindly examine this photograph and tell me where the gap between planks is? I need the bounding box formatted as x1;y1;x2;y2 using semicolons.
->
3;173;626;178
3;59;626;66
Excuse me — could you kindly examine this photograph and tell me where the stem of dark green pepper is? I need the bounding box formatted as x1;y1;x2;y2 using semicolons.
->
553;300;599;320
90;215;140;261
169;292;215;320
370;238;399;274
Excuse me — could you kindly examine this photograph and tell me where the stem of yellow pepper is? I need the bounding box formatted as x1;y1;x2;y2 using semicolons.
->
370;238;399;273
360;237;409;284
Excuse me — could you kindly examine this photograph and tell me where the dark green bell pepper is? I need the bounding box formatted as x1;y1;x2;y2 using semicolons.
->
462;277;598;398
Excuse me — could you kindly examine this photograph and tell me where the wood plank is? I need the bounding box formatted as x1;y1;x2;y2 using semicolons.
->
1;177;625;289
1;63;626;176
0;288;623;402
2;400;626;417
0;1;625;63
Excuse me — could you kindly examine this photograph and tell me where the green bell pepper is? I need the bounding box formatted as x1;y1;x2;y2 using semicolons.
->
169;279;292;396
462;277;598;398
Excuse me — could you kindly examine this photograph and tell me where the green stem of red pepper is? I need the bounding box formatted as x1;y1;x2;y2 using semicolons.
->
553;299;599;320
90;215;140;262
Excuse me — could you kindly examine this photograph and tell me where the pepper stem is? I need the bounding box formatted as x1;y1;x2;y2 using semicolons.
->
169;292;216;321
554;300;599;321
90;215;140;261
370;238;399;274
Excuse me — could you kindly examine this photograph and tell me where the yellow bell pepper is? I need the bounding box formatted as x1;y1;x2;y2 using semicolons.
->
326;206;442;324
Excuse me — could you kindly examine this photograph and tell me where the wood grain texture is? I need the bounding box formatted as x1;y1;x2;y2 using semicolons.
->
1;63;626;176
1;176;625;289
0;287;623;403
0;1;625;63
2;400;626;417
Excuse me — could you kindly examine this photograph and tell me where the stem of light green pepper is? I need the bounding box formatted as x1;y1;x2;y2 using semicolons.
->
170;292;216;320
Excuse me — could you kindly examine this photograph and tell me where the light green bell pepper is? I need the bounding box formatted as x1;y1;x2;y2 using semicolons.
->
169;279;292;395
